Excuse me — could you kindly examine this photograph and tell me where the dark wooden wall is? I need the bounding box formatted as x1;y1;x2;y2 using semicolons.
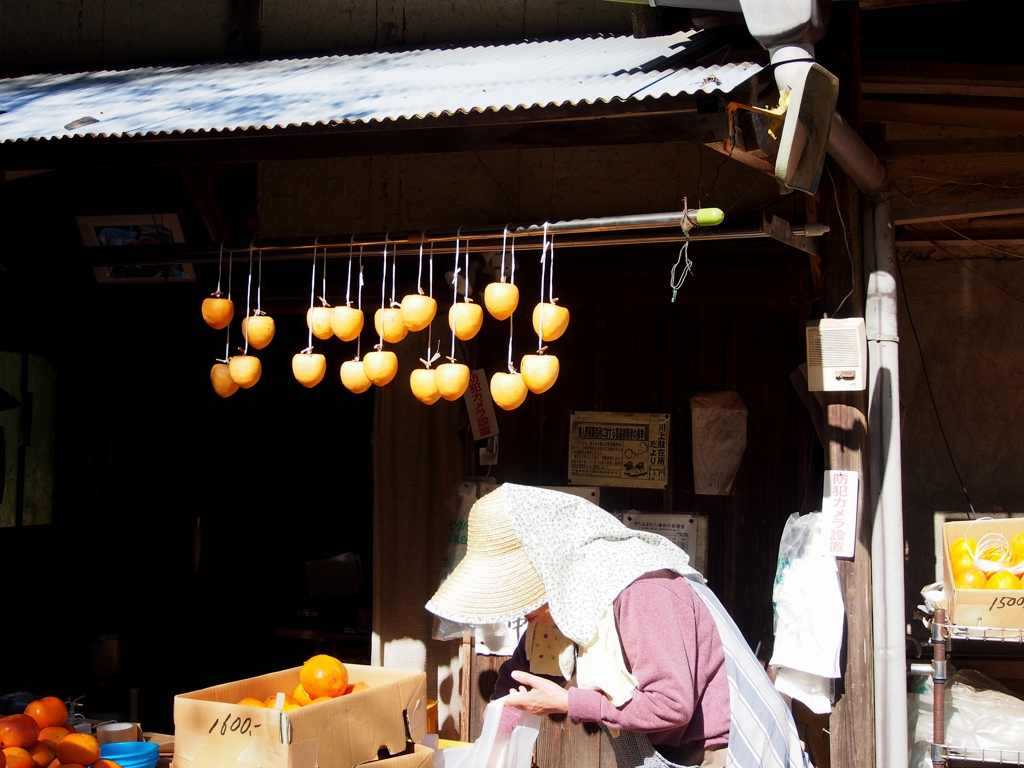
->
0;252;375;732
456;240;817;762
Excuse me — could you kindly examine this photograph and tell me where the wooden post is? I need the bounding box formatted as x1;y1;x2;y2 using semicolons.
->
818;5;875;767
825;397;873;768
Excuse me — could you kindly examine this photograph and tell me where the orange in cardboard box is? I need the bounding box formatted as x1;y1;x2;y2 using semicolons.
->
942;518;1024;630
292;685;312;706
263;695;300;709
985;571;1023;590
171;664;427;768
300;656;348;699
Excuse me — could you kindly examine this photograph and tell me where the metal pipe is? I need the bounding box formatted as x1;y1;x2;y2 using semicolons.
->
0;220;824;269
865;188;908;768
932;610;947;761
828;112;888;195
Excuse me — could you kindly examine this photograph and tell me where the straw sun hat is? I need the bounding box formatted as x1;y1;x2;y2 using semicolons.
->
426;485;548;625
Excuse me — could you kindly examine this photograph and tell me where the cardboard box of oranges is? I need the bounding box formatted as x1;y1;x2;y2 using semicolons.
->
942;518;1024;630
171;661;428;768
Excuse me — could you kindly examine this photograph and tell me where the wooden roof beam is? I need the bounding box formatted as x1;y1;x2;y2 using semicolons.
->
893;198;1024;225
870;136;1024;159
862;98;1024;132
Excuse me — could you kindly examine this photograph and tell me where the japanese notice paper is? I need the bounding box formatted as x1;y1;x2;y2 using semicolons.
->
822;469;859;558
620;512;708;575
568;411;670;489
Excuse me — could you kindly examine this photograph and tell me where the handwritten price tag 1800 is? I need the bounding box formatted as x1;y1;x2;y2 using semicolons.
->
822;470;859;559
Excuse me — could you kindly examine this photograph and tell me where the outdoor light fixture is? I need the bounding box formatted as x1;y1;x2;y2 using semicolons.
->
738;0;836;194
773;62;838;194
622;0;838;194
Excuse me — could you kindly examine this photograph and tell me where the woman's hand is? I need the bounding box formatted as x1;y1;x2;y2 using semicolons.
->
504;671;570;715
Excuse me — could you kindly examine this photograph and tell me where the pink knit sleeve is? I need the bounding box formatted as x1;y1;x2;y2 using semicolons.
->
566;579;703;733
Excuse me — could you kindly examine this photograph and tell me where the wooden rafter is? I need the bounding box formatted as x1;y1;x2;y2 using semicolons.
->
893;198;1024;225
870;136;1024;159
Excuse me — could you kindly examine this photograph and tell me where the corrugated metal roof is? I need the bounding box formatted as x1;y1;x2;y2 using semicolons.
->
0;32;761;144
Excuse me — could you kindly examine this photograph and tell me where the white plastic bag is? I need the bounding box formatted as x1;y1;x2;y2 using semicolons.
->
908;669;1024;768
441;698;541;768
769;512;844;714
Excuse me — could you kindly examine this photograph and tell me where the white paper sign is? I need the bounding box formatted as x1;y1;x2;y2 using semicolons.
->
463;368;499;441
822;470;859;558
568;411;670;488
619;512;708;576
475;617;527;656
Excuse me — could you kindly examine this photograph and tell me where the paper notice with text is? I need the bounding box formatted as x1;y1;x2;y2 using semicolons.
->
568;411;670;489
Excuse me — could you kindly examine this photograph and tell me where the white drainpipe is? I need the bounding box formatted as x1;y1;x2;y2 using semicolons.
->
829;116;907;768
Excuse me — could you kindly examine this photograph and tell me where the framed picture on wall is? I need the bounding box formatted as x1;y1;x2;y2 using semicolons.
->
77;214;195;283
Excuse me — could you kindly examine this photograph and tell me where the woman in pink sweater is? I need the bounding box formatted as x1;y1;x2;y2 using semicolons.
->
426;484;808;768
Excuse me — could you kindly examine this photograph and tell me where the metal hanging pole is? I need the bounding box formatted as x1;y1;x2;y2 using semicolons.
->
0;209;828;268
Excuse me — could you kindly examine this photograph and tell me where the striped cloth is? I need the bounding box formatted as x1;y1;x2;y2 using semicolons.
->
686;579;810;768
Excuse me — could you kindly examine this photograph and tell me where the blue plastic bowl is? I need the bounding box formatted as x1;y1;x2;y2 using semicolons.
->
99;741;160;768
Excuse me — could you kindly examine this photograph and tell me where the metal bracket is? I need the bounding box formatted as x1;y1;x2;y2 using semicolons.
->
933;660;948;685
931;743;946;767
761;215;819;255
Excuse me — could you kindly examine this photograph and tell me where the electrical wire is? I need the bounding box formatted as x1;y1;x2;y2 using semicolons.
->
894;254;976;518
905;227;1024;305
906;174;1024;191
892;184;1024;303
892;183;1024;261
826;165;855;316
933;220;1024;260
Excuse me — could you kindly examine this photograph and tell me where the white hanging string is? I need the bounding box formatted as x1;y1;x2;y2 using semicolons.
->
548;232;556;303
356;246;364;361
507;297;516;374
671;196;695;303
463;228;471;304
390;243;399;307
378;235;389;349
669;234;693;303
227;242;233;301
417;230;426;295
345;237;354;306
450;227;463;361
243;239;254;354
507;231;517;373
306;238;318;352
500;226;508;283
510;233;517;284
216;241;224;294
425;240;439;367
256;244;263;314
219;246;232;362
537;223;549;350
320;243;328;307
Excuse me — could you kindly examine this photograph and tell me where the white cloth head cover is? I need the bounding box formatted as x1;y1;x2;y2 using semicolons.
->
502;484;701;645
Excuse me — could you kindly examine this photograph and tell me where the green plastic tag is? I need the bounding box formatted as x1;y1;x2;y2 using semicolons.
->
694;208;725;227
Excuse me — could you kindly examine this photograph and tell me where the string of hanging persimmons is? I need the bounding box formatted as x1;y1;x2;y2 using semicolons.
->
199;228;569;411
